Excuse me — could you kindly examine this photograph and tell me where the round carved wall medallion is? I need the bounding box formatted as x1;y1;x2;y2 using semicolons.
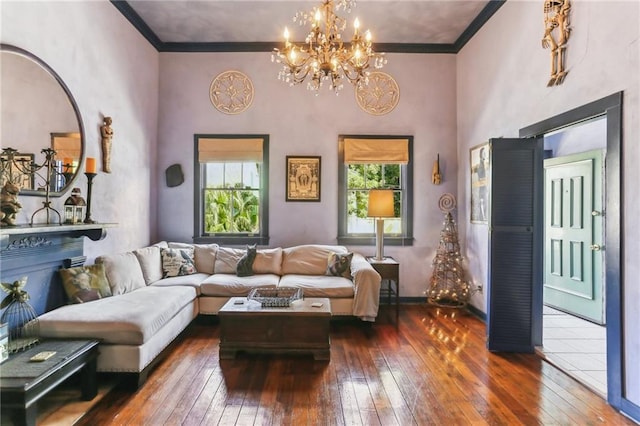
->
210;70;254;114
355;72;400;115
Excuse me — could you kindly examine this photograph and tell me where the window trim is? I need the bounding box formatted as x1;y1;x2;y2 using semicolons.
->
193;134;269;246
337;135;414;246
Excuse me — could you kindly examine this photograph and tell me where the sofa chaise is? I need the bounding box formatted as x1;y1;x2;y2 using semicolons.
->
37;243;381;386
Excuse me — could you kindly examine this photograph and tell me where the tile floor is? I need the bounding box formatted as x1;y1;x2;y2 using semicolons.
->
537;306;607;398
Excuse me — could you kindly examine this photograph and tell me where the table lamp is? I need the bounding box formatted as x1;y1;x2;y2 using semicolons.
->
368;189;395;261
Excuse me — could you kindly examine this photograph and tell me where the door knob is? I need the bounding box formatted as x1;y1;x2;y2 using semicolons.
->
590;244;602;251
592;210;601;216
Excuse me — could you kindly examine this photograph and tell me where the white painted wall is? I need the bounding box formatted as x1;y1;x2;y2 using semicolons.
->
157;52;459;299
457;0;639;405
1;1;160;260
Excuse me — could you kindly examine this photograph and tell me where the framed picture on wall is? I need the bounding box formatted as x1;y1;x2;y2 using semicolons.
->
470;142;490;224
286;156;321;202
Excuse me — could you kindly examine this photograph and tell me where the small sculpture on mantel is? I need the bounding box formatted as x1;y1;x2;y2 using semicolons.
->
100;116;113;173
542;0;571;86
0;181;22;226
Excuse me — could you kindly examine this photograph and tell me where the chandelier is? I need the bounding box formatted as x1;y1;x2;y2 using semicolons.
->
271;0;387;94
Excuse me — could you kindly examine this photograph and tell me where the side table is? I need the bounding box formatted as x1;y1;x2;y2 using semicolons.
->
367;256;400;321
0;339;100;426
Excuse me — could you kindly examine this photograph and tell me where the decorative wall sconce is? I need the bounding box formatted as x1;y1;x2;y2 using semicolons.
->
432;154;442;185
542;0;571;86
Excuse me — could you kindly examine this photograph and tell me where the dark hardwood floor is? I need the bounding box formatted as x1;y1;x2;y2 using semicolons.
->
77;305;634;425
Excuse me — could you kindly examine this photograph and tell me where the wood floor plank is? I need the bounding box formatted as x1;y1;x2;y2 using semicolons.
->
71;305;634;426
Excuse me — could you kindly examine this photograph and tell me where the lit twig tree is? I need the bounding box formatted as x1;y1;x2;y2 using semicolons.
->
427;194;470;308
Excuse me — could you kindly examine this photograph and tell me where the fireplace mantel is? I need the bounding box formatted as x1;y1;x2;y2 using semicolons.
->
0;223;116;315
0;223;116;250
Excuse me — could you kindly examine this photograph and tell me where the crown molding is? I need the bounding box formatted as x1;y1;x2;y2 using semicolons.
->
111;0;505;54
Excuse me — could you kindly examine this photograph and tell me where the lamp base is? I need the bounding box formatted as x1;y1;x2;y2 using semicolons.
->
374;218;385;261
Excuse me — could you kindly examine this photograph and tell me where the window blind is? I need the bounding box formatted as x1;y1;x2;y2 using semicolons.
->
198;138;263;162
344;138;409;164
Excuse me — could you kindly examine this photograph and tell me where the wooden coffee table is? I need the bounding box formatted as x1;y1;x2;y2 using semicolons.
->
219;297;331;361
0;339;100;426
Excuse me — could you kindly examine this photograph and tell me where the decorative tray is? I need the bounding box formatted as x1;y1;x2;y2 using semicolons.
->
248;287;303;308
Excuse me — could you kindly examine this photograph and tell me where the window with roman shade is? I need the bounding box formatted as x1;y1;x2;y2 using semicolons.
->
338;135;413;246
194;134;269;245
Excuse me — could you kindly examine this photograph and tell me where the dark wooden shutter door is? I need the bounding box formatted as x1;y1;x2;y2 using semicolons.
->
487;137;543;352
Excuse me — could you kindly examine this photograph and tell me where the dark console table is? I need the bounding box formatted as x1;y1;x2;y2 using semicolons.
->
0;339;100;426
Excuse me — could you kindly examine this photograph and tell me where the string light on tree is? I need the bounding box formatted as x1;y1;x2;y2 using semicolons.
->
427;194;471;308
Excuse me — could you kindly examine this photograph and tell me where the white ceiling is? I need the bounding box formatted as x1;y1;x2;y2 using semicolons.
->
123;0;492;45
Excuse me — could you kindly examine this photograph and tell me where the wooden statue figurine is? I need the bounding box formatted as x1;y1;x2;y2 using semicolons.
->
542;0;571;86
100;116;113;173
432;154;442;185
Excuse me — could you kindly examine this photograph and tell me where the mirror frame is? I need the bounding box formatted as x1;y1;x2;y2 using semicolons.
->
1;43;85;197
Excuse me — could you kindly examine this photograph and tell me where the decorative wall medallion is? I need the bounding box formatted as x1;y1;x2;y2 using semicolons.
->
209;70;254;114
355;72;400;115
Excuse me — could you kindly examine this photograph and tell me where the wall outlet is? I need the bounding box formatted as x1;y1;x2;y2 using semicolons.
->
476;284;483;293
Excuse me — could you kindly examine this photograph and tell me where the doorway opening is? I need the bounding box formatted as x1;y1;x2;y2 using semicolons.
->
518;93;623;408
536;117;607;397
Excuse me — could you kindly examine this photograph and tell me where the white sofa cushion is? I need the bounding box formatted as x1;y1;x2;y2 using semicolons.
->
96;252;146;295
200;273;279;296
168;242;218;274
214;247;245;274
150;273;209;295
133;246;163;285
281;245;348;275
278;274;354;298
38;286;197;345
253;247;283;275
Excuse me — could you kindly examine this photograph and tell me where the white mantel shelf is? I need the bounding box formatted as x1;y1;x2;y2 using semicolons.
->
0;223;117;249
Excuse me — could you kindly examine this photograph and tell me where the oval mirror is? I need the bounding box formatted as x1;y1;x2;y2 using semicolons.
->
0;44;85;197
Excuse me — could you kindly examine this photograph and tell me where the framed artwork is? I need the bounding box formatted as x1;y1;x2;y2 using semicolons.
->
0;152;35;190
470;142;490;224
286;156;321;202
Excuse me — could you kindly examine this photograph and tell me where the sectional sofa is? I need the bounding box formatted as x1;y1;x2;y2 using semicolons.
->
37;243;381;386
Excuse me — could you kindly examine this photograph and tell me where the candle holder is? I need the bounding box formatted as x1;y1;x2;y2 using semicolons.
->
84;172;97;224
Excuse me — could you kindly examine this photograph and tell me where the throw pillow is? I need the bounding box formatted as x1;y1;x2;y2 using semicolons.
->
326;252;354;278
160;247;196;278
60;264;112;304
236;244;257;277
253;247;283;275
214;247;245;274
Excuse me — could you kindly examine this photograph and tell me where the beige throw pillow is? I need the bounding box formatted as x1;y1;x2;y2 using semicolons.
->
133;246;163;285
96;252;146;295
214;247;245;274
252;247;283;275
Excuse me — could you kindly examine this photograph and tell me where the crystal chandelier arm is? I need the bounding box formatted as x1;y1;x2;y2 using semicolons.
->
272;0;386;93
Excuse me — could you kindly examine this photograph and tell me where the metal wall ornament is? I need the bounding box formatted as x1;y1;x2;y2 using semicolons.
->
355;71;399;115
542;0;571;86
210;70;254;115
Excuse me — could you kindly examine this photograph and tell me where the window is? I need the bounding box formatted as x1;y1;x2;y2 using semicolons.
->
338;135;413;246
194;135;269;245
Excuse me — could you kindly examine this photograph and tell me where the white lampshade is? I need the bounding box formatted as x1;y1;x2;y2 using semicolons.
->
368;189;395;218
